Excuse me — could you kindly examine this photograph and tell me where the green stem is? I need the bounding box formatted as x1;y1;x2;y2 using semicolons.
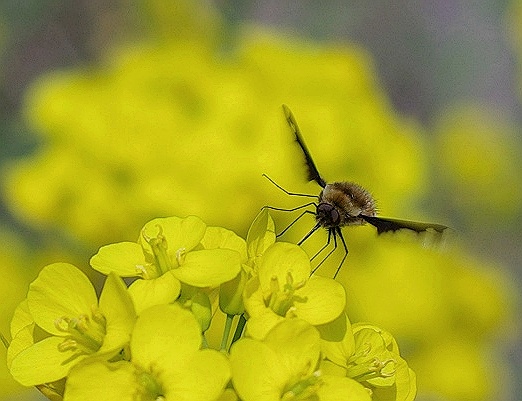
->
220;314;234;351
201;333;209;349
230;314;247;350
0;332;9;348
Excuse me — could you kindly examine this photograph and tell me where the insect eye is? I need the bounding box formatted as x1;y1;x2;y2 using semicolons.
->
330;208;340;224
318;203;340;225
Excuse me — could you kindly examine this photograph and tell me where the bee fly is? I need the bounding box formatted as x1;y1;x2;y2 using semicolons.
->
264;104;449;278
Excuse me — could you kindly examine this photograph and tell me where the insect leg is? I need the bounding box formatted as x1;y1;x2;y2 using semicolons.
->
262;202;317;213
333;227;349;279
262;202;317;237
276;209;317;238
262;174;317;198
311;228;338;275
297;222;322;246
310;229;332;261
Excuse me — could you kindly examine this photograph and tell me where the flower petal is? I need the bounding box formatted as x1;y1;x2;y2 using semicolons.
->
372;358;417;401
201;226;248;262
10;299;33;338
27;263;97;335
230;338;286;401
7;323;34;368
97;273;136;354
246;209;276;262
263;319;321;379
10;336;86;386
139;216;206;256
173;249;241;287
65;360;137;401
162;349;230;401
128;272;181;314
258;242;310;294
90;242;147;277
293;275;345;325
317;313;355;367
243;276;285;339
244;312;285;341
317;375;371;401
131;304;201;369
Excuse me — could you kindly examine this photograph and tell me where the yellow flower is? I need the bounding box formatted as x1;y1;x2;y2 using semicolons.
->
90;216;241;313
64;303;230;401
230;319;370;401
244;242;345;340
8;264;135;386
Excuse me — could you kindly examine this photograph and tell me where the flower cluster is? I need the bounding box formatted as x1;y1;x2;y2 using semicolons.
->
6;210;416;401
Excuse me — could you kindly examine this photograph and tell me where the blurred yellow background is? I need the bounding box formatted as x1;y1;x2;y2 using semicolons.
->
0;1;520;401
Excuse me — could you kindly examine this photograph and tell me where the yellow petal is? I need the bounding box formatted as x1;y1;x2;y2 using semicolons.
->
65;360;137;401
90;242;147;277
27;263;97;335
10;336;86;386
293;275;345;325
128;272;181;314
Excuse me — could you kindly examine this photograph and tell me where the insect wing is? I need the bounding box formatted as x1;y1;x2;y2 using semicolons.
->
282;104;327;188
362;215;449;236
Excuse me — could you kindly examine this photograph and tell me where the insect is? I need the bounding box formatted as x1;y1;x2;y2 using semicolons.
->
264;104;449;278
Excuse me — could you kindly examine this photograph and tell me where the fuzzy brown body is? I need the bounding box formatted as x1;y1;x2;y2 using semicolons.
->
317;182;376;228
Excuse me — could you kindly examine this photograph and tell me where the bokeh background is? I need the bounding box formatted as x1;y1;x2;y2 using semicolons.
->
0;1;520;400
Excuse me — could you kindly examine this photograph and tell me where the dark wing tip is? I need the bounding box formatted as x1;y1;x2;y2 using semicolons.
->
281;104;327;188
361;215;451;236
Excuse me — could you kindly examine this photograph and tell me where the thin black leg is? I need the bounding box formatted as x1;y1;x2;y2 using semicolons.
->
310;229;332;261
311;228;338;275
297;222;322;246
263;174;317;198
275;209;316;238
333;227;349;279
